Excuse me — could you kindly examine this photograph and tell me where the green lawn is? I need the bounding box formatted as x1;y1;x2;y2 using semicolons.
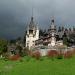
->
0;57;75;75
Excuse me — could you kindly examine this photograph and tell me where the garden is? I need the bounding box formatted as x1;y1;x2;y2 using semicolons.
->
0;48;75;75
0;39;75;75
0;55;75;75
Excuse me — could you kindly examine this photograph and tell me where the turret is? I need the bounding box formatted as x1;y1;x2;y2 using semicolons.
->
25;17;39;49
48;18;56;46
50;19;56;31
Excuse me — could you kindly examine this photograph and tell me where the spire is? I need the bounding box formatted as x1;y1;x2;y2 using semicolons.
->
51;19;54;23
50;17;56;30
51;16;54;24
28;16;36;30
32;6;33;18
31;16;34;23
30;16;34;25
28;4;34;29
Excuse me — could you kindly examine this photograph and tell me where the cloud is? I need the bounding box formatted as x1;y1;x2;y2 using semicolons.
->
0;0;75;39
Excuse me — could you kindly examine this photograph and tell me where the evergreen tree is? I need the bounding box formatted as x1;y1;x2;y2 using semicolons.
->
0;39;8;57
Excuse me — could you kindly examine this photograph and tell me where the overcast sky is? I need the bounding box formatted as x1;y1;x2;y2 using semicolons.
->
0;0;75;39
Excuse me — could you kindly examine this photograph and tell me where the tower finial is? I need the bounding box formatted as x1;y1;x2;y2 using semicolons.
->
51;16;54;23
50;16;55;24
30;4;34;24
31;16;33;21
31;4;34;18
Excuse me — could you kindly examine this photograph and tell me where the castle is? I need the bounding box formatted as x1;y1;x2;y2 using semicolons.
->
7;16;75;56
25;17;64;50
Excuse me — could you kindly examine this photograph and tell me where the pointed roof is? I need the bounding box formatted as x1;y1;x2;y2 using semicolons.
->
29;16;36;30
50;18;56;30
51;19;54;24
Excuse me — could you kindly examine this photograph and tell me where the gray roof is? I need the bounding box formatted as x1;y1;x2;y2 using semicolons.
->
29;17;36;30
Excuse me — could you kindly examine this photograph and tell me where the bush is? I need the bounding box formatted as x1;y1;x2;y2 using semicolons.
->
47;50;58;58
57;50;64;59
57;54;63;59
32;51;41;60
9;54;20;61
64;51;73;58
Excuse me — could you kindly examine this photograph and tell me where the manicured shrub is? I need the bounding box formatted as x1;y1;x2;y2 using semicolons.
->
57;50;64;59
47;50;58;58
57;54;63;59
9;54;20;61
32;51;41;60
64;51;73;58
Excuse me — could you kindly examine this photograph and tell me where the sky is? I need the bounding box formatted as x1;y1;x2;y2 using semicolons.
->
0;0;75;39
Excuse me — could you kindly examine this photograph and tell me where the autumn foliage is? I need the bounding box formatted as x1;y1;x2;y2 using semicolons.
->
9;54;20;61
64;51;73;58
32;50;41;60
47;50;58;58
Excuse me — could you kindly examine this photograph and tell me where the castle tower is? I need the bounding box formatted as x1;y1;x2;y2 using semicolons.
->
26;17;39;49
49;19;56;46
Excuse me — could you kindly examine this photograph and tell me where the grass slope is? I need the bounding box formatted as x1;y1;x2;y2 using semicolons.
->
0;57;75;75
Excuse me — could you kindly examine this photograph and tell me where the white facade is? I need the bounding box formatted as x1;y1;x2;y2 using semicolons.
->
26;17;39;49
51;37;56;46
48;19;56;46
26;18;63;50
